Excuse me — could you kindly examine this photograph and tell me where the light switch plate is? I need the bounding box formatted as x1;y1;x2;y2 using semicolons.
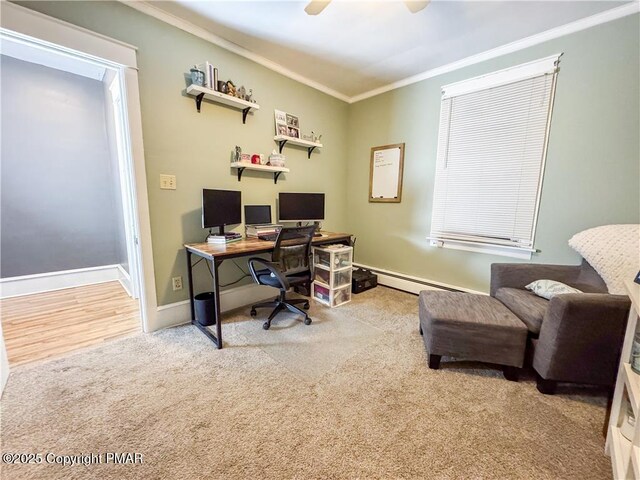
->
160;174;176;190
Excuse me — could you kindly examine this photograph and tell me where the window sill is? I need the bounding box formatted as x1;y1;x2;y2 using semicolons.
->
428;238;534;260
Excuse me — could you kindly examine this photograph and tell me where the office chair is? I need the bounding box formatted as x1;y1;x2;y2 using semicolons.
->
247;225;317;330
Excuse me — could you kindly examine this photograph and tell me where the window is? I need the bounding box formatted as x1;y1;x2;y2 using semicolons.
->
429;54;561;259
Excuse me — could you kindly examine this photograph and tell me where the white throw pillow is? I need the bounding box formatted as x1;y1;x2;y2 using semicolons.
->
525;280;582;300
568;224;640;295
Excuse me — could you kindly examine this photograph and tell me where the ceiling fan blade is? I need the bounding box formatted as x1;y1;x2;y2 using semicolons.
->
305;1;332;15
405;0;430;13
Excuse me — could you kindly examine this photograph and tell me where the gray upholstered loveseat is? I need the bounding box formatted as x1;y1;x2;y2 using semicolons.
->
490;259;631;393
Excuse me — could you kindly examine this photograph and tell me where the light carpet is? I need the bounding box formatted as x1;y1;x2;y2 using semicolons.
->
1;286;611;479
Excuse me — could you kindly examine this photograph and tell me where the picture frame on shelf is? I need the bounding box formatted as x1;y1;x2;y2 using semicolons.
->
286;113;299;129
277;124;288;136
274;109;287;135
287;126;300;139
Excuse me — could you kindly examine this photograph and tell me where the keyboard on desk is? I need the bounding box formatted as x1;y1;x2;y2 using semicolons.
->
258;232;324;241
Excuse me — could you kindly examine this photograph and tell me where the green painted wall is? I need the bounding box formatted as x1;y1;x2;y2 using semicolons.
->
13;3;640;302
346;14;640;293
16;1;349;306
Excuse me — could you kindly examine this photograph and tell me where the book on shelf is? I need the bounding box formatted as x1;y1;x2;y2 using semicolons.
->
196;62;216;89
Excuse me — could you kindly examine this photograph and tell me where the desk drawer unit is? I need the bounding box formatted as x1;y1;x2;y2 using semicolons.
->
312;245;353;308
312;283;351;308
313;265;352;289
313;246;352;270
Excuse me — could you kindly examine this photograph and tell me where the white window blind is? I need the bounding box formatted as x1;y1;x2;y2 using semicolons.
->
429;55;560;256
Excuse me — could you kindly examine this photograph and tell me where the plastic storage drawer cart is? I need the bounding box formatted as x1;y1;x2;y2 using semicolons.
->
312;244;353;308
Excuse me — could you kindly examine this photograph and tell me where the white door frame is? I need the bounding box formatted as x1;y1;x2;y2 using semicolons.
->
109;74;140;299
0;3;158;337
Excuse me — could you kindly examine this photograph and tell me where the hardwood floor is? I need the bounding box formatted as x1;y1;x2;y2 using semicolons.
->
1;281;140;366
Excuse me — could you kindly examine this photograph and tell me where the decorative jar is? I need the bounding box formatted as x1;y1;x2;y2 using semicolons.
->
190;66;205;86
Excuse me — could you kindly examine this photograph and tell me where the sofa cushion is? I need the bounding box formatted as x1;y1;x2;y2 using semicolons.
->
495;287;549;335
525;279;582;300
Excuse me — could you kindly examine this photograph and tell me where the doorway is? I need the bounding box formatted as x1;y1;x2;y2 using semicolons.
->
0;37;141;365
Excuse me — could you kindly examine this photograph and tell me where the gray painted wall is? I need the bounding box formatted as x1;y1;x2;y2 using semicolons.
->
0;55;128;278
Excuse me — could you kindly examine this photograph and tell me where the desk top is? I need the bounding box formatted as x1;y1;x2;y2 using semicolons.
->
185;231;352;260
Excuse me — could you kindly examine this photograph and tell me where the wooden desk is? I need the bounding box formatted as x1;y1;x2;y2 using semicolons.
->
184;231;352;348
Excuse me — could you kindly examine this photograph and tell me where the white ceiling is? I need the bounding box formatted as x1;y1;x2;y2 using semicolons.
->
145;1;631;99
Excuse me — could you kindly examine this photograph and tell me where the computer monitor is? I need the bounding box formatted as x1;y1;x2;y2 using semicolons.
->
244;205;272;225
278;192;325;222
202;189;241;234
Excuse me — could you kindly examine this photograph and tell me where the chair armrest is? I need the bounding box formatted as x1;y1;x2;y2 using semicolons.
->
490;263;581;297
247;257;289;289
533;293;630;384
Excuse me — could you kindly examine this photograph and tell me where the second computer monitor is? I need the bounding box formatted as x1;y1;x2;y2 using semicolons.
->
278;192;325;222
244;205;272;225
202;189;241;231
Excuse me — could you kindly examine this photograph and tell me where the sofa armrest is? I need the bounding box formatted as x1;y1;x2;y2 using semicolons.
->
490;263;581;297
533;293;630;385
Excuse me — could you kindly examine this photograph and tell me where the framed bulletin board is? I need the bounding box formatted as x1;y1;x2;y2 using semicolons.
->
369;143;405;203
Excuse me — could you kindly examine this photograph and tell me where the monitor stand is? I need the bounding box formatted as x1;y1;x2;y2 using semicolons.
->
206;226;226;242
295;221;322;229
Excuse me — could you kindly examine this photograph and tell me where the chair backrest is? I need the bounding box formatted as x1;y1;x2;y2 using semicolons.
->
272;225;317;276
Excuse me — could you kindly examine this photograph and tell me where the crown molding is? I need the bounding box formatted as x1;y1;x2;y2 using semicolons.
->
121;1;351;103
350;2;640;103
121;1;639;105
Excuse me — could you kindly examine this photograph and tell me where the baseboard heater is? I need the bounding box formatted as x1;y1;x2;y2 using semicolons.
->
352;263;464;295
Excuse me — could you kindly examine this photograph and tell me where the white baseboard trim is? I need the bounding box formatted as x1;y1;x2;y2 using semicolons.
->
0;265;127;299
155;283;277;330
117;265;134;298
153;267;487;331
353;263;487;296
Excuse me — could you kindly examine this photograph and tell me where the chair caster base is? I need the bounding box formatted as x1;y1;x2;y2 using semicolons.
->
263;322;270;330
303;302;310;310
250;309;257;317
304;317;312;325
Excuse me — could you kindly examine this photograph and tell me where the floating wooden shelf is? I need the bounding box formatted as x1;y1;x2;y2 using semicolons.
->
230;162;289;184
186;84;260;123
274;135;322;159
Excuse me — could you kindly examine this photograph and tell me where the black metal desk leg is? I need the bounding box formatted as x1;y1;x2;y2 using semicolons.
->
212;259;223;349
186;250;195;322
